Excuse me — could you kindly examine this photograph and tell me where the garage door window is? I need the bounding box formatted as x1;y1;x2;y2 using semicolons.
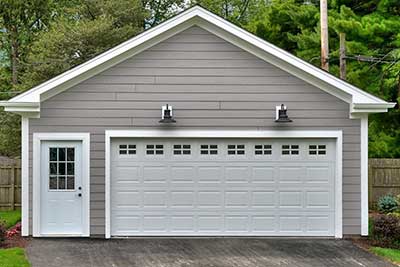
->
173;144;191;155
119;144;136;155
254;144;272;155
227;144;245;155
146;144;163;155
282;145;299;155
309;145;326;155
200;144;218;155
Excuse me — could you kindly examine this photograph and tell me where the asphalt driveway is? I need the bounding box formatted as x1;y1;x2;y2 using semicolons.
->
26;238;395;267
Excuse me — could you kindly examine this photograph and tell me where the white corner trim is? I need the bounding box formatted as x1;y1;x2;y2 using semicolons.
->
21;117;29;236
361;115;369;236
335;131;343;238
105;129;343;238
105;132;111;239
32;132;90;237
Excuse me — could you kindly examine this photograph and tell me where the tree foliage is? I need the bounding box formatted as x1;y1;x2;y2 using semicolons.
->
0;0;399;158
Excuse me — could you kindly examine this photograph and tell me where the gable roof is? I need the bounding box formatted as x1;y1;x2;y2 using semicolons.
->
1;5;395;117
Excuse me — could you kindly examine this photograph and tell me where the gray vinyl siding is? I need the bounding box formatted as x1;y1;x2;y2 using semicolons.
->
28;26;362;236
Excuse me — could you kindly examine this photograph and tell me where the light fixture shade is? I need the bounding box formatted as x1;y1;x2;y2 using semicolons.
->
159;104;176;123
275;104;292;123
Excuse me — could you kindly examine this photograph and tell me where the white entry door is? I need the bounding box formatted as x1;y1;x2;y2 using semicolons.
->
111;138;336;237
40;141;84;235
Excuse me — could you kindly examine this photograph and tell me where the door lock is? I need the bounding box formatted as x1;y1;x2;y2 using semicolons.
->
78;193;82;197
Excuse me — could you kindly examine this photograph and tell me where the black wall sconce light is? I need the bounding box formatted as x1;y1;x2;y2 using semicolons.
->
159;104;176;123
275;104;292;123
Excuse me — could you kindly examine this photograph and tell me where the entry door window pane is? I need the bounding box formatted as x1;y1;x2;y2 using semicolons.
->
49;147;75;190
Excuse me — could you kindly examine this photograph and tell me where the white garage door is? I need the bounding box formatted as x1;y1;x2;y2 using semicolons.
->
111;138;336;236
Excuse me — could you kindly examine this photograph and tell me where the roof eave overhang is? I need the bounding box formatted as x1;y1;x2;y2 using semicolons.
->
0;101;40;118
350;102;397;117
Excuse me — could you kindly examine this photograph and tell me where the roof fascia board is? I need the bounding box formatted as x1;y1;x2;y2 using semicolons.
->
353;103;396;109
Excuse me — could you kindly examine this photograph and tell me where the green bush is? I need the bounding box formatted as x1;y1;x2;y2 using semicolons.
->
378;194;398;213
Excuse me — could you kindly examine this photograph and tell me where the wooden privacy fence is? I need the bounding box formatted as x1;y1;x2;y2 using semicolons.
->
369;158;400;205
0;159;21;211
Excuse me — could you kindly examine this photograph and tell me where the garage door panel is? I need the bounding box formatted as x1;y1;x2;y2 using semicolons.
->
225;191;249;208
225;166;249;183
198;191;223;208
306;216;333;234
114;191;141;208
111;138;336;236
252;216;276;232
171;216;195;232
113;166;140;183
143;191;167;208
170;191;195;208
279;216;303;232
305;165;333;184
305;191;332;208
143;166;168;183
252;167;275;183
198;215;224;232
143;216;168;232
279;191;303;208
198;166;223;183
278;167;304;183
171;166;196;183
251;191;275;207
225;216;249;232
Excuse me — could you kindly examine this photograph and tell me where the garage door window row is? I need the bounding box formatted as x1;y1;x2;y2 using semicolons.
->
118;143;327;156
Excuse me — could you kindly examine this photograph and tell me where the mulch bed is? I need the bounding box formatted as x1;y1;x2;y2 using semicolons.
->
0;234;29;249
351;211;400;250
0;223;29;249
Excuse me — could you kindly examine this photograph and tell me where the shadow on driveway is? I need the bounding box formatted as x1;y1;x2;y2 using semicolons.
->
26;238;395;267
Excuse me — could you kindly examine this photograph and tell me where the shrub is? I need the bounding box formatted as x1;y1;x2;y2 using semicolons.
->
6;222;21;238
378;194;398;213
373;214;400;243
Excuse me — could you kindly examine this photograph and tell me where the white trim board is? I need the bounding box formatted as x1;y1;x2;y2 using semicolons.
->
361;115;369;236
21;118;29;236
0;6;394;116
32;133;90;237
105;129;343;238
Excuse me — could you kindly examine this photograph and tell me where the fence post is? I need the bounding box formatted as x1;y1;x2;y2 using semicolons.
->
10;164;15;210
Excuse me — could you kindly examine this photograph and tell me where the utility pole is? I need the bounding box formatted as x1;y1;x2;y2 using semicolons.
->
320;0;329;71
339;32;346;80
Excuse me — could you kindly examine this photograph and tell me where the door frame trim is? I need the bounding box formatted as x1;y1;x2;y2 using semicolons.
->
33;132;90;237
105;129;343;239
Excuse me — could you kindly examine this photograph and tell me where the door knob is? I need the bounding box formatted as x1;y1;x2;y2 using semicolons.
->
78;186;82;190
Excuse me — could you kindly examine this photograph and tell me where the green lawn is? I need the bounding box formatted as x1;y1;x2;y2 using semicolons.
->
0;210;21;229
0;248;30;267
370;247;400;264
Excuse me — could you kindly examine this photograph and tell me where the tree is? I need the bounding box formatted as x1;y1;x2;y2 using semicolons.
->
20;0;146;90
192;0;260;25
142;0;187;28
0;0;53;87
